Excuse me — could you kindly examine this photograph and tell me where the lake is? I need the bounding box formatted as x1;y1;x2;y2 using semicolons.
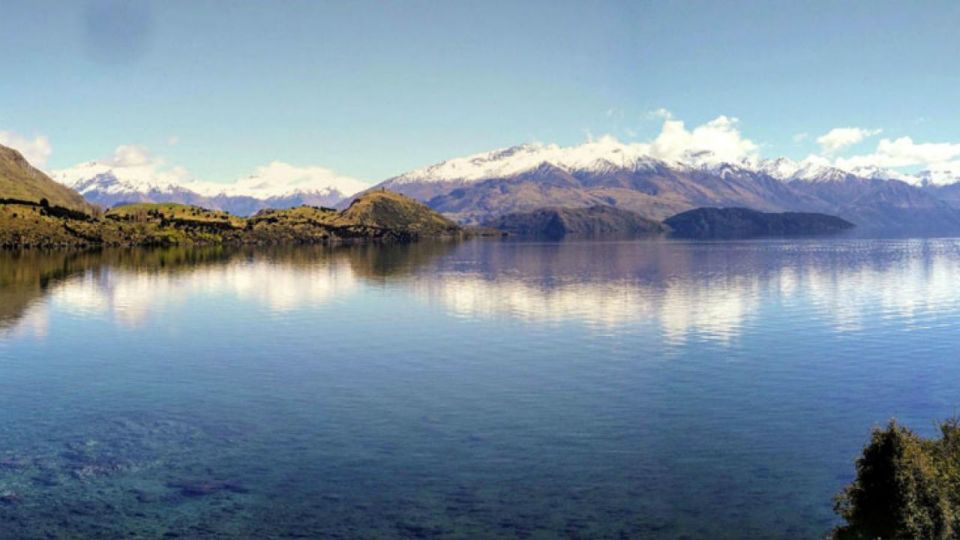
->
1;238;959;538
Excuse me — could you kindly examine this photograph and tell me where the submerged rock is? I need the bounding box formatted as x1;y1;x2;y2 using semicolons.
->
167;479;249;497
0;491;21;506
0;456;30;470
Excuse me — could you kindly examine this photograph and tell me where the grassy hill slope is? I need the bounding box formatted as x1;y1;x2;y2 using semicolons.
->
341;190;461;236
0;144;92;213
0;191;464;248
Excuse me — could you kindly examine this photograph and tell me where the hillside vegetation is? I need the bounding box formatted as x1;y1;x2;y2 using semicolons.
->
341;190;461;236
487;205;664;238
664;207;855;238
0;145;92;213
0;191;463;248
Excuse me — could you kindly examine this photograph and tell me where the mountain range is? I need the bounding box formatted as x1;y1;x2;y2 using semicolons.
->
46;139;960;233
51;159;367;216
367;141;960;233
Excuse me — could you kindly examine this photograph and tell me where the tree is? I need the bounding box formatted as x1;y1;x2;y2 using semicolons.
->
835;420;955;539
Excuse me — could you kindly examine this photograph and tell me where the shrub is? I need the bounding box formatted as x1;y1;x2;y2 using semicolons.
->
835;419;959;539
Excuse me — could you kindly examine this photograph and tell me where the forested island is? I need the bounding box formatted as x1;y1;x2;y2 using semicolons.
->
664;207;855;239
486;205;665;238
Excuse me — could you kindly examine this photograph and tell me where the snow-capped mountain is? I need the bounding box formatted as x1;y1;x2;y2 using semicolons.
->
366;140;960;232
49;138;960;232
387;139;955;187
52;160;369;216
755;156;901;183
390;139;662;185
915;163;960;186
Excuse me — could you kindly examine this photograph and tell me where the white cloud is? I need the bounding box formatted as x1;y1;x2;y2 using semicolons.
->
53;144;370;198
108;144;153;167
835;137;960;171
401;111;762;182
52;145;192;190
792;132;809;143
649;114;759;165
917;161;960;185
647;108;673;120
0;131;52;167
166;135;180;146
816;127;882;154
198;161;369;198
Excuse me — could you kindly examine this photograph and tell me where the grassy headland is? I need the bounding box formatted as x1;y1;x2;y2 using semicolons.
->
0;191;465;248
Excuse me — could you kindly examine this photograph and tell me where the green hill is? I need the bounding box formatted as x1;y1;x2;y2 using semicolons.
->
0;143;92;214
0;191;464;248
340;190;461;236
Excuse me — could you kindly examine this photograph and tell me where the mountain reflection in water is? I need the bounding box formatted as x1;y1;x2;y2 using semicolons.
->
2;238;960;538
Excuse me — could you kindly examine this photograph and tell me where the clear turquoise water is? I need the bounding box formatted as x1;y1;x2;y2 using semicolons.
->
1;239;959;538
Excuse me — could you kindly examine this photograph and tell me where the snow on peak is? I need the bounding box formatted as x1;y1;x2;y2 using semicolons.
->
391;137;667;184
846;165;917;184
52;160;192;195
757;157;802;180
390;114;762;184
754;155;934;186
52;146;370;201
191;162;369;199
915;162;960;186
753;155;863;183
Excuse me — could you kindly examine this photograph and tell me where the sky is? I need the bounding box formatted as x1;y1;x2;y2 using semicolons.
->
2;0;960;187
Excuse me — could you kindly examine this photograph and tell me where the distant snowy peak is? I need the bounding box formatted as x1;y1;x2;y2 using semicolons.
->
755;156;877;183
191;162;369;199
52;162;189;195
52;160;370;203
387;138;960;190
846;165;917;184
391;138;931;187
757;157;803;180
915;164;960;187
390;139;664;184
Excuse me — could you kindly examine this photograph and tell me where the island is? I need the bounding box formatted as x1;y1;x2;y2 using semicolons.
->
486;205;665;238
663;207;855;239
1;142;857;247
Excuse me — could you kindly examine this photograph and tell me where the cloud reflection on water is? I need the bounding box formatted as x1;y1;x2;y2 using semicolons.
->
2;239;960;345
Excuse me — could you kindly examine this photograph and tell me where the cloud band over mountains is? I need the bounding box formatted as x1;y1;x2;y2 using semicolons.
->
5;110;960;194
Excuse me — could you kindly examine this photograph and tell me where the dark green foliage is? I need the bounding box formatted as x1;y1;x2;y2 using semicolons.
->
835;419;960;539
665;207;855;238
1;191;463;248
487;205;664;238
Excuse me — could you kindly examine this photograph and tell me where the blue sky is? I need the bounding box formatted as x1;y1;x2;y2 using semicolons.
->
1;0;959;184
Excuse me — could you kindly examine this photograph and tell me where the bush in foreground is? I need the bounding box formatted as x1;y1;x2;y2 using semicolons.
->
835;419;960;539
